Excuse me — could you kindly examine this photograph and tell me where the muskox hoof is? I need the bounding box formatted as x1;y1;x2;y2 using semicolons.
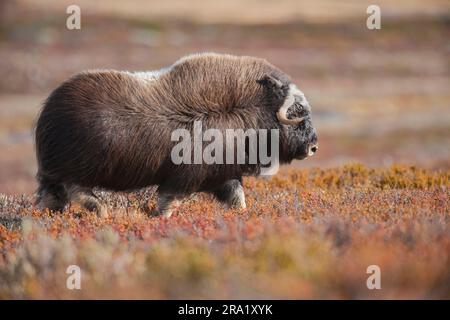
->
229;197;247;210
35;179;68;213
75;200;109;218
66;185;109;218
214;179;247;210
150;194;181;218
95;204;109;218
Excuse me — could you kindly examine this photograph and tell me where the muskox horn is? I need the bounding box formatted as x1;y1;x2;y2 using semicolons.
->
277;108;306;126
276;91;306;126
257;75;307;125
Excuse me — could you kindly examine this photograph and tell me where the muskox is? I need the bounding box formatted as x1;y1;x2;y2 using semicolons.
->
35;53;318;217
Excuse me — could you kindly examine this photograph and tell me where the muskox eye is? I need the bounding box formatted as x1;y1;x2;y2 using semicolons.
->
293;98;303;109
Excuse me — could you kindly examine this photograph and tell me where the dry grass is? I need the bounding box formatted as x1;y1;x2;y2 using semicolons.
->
0;164;448;299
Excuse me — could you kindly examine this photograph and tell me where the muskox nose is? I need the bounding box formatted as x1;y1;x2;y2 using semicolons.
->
308;144;318;156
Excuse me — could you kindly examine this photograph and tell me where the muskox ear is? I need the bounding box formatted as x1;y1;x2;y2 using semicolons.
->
256;74;283;89
257;74;288;107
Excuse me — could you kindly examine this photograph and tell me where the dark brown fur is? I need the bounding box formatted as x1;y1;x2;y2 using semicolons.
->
35;53;317;216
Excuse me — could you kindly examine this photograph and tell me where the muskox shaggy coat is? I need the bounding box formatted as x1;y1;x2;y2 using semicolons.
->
35;53;318;217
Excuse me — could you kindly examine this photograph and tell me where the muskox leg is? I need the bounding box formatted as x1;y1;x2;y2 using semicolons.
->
66;185;108;218
153;193;181;218
213;178;246;209
36;178;68;212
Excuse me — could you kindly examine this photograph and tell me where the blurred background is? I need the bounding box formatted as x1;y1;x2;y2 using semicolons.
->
0;0;449;194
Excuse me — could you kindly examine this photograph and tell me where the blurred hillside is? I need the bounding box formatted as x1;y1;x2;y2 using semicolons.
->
0;0;449;194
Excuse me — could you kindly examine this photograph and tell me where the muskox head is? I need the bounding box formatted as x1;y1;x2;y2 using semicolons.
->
258;74;318;162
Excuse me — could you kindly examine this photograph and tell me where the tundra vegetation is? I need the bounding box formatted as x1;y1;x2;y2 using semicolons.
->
0;0;449;299
0;164;449;298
